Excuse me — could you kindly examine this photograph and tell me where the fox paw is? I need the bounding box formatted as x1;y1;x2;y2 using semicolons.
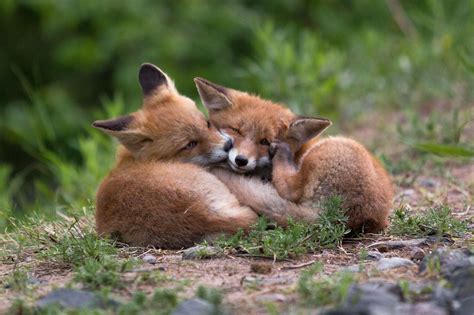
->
269;141;291;159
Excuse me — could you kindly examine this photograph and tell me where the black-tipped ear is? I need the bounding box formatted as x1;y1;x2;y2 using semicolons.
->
287;117;332;145
92;115;134;132
194;77;233;112
139;63;170;96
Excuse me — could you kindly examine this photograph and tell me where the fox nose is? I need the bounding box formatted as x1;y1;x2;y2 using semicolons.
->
235;155;248;167
224;139;233;152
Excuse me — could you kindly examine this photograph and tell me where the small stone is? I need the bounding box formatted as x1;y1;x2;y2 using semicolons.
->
410;247;426;262
182;246;220;260
37;288;118;310
172;298;215;315
250;262;272;274
142;254;157;264
419;248;473;275
342;265;362;273
401;189;416;197
376;257;415;271
420;178;437;188
367;251;384;261
255;293;286;303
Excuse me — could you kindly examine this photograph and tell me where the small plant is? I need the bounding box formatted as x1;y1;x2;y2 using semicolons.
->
214;196;349;259
297;263;356;307
196;286;224;314
118;288;180;315
73;256;133;289
1;267;29;292
389;206;469;237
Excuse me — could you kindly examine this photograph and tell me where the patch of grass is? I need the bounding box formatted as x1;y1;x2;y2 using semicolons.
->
73;257;135;290
196;286;224;314
297;263;356;307
1;267;30;292
118;288;180;315
214;196;350;259
389;205;469;237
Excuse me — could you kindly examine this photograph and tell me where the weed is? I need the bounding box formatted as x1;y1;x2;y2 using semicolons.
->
1;267;29;292
73;257;134;290
389;205;469;237
214;196;349;259
297;263;356;307
196;286;224;314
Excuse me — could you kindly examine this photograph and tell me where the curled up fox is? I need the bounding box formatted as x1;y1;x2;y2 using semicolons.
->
194;78;394;233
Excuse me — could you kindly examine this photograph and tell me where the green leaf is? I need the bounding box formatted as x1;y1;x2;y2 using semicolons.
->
413;143;474;157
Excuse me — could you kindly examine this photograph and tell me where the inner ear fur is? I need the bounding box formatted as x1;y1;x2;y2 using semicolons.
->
194;77;233;112
92;115;150;153
139;63;176;97
286;117;332;146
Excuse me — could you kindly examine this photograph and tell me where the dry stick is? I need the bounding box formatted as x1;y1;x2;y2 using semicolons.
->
280;259;316;270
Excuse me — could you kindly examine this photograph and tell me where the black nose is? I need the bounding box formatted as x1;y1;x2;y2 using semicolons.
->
235;155;248;167
224;139;233;152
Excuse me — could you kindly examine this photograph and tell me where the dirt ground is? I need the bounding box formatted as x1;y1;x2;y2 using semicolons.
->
0;112;473;314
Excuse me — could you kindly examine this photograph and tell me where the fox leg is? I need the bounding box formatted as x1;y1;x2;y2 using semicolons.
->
211;168;318;227
269;142;304;203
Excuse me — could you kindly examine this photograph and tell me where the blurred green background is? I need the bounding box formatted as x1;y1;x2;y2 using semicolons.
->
1;0;473;228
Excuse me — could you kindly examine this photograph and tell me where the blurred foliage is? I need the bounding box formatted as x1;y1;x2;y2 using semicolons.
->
0;0;473;226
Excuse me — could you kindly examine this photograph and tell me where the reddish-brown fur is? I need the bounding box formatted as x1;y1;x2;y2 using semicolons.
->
93;64;258;248
195;78;394;232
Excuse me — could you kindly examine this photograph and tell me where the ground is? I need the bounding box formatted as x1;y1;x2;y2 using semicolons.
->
0;110;472;314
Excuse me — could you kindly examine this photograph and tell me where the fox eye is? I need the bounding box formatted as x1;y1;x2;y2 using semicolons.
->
185;141;198;149
260;138;270;146
231;127;241;134
207;120;211;128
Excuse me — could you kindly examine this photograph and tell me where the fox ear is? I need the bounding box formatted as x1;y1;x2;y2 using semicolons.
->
194;77;233;112
92;115;150;152
287;117;332;145
139;63;175;96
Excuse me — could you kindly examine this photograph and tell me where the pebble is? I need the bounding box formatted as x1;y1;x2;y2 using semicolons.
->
367;250;384;261
172;298;215;315
419;178;437;188
376;257;415;271
142;254;157;264
255;293;286;303
182;246;220;260
37;288;118;310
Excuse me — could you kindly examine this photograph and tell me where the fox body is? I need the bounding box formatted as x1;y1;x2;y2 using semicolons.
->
93;64;258;248
195;78;394;232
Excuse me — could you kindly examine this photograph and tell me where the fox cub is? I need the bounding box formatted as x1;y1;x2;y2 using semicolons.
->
93;64;257;248
195;78;394;232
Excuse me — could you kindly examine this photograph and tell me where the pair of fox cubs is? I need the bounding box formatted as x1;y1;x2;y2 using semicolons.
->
93;63;393;248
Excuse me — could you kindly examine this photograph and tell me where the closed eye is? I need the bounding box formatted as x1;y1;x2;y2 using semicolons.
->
230;127;241;135
185;140;198;150
260;138;270;146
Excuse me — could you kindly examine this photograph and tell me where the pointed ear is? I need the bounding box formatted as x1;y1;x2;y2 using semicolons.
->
139;63;175;96
287;117;332;145
194;77;233;112
92;115;150;152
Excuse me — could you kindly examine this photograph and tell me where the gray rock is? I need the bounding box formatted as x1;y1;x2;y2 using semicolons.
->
376;257;415;271
142;254;157;264
37;288;118;310
182;246;221;260
448;266;474;315
396;302;448;315
342;264;363;273
367;251;384;261
172;298;215;315
420;178;437;188
410;247;426;262
419;248;473;276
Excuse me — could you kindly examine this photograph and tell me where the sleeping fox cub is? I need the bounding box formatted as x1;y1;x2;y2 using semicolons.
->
93;64;258;248
195;78;393;232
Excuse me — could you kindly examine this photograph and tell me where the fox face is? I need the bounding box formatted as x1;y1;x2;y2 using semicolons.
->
194;78;331;173
93;64;231;165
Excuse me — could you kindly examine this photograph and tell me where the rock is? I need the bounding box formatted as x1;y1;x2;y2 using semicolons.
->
142;254;157;264
37;288;118;310
255;293;286;303
250;262;272;274
367;251;384;261
182;246;221;260
376;257;415;271
419;178;437;188
448;266;474;315
410;247;426;262
368;238;428;251
342;264;362;273
172;298;215;315
396;302;448;315
419;248;473;276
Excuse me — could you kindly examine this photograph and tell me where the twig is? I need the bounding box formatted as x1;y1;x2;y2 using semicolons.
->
280;259;316;270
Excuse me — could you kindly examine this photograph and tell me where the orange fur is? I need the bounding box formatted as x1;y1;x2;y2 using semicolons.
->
195;78;394;233
94;64;258;248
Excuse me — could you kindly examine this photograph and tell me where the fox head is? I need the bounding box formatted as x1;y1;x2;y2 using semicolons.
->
93;64;231;165
194;77;331;173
